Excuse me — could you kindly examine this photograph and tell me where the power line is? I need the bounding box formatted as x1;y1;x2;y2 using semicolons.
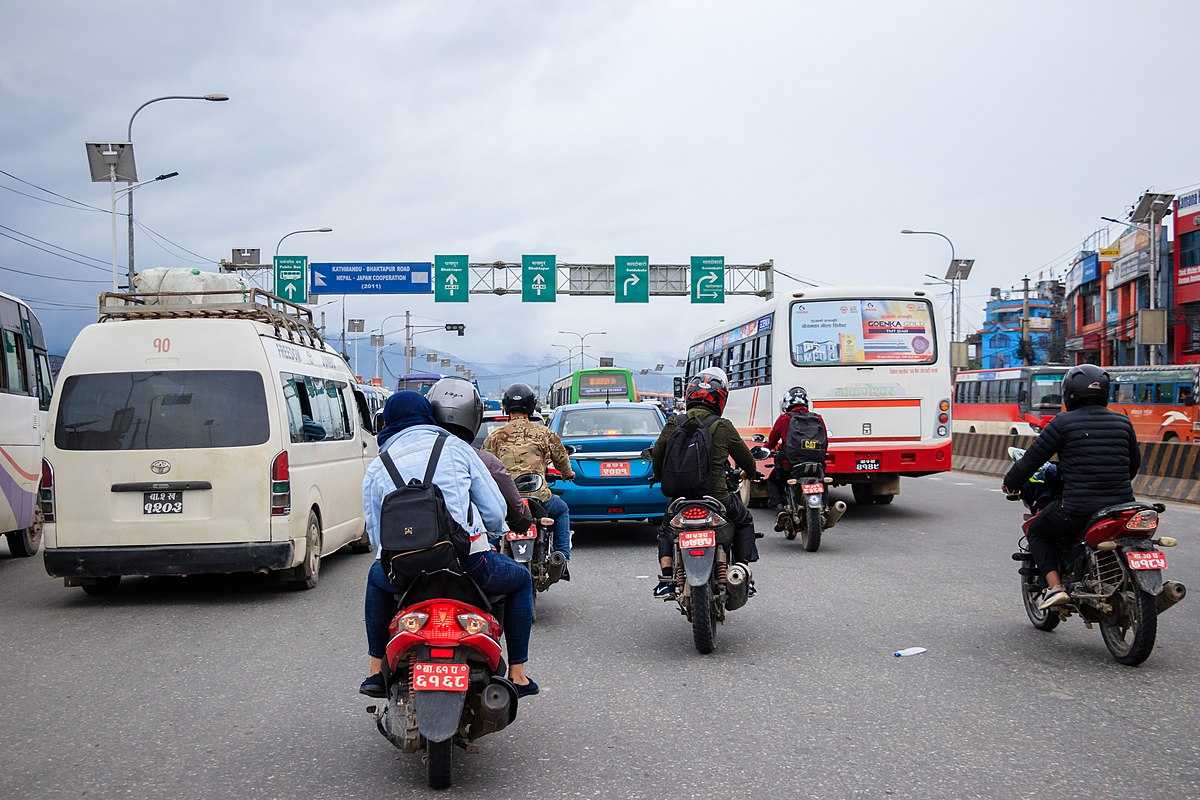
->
0;230;112;273
0;264;110;283
0;169;106;211
0;183;113;213
0;224;109;266
135;220;218;264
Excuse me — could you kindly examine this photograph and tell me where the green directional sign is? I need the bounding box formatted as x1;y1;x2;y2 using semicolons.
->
522;254;556;302
434;255;469;302
690;256;724;304
274;255;308;303
614;255;649;303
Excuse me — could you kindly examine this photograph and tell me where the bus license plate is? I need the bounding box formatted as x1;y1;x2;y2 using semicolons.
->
1125;551;1167;570
600;461;631;477
678;530;715;549
412;662;469;692
143;491;183;514
855;459;881;472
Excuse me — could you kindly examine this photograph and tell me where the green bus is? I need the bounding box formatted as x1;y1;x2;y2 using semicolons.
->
545;368;638;408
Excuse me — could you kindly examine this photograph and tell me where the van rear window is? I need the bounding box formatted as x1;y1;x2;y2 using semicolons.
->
55;371;269;451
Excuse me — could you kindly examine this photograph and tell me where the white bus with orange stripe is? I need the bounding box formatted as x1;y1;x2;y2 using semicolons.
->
683;286;953;505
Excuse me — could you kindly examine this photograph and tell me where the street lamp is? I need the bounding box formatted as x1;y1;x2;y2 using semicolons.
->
553;343;580;373
901;229;963;342
276;227;333;258
126;94;228;281
558;330;607;369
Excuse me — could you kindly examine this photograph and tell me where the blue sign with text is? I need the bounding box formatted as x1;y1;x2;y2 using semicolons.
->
308;262;432;295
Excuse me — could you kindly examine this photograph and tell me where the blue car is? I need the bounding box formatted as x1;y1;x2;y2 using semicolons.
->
549;402;668;523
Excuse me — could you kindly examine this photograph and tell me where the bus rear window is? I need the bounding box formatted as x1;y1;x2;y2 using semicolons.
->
790;299;936;366
579;372;629;398
55;370;269;451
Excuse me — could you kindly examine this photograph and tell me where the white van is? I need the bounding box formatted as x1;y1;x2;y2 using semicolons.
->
42;288;378;593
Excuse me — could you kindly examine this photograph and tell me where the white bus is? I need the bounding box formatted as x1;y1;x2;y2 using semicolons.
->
0;292;55;556
684;286;953;505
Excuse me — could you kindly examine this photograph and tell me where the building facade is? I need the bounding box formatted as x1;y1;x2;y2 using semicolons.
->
978;294;1057;369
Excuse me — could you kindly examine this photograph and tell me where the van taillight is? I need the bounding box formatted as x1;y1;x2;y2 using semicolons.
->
271;451;291;516
39;458;55;523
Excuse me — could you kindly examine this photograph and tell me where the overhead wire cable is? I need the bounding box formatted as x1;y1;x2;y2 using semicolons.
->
0;230;112;273
0;224;110;266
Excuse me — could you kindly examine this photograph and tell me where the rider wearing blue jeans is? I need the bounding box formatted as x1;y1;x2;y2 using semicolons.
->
360;389;538;698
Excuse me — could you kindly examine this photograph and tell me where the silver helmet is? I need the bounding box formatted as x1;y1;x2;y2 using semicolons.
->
428;376;484;442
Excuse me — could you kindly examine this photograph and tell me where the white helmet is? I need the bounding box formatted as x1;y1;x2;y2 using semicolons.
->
781;386;809;411
697;366;729;385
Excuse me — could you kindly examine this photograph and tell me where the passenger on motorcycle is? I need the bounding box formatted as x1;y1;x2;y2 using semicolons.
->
649;366;762;598
360;390;540;699
484;383;576;563
1002;364;1141;610
765;386;828;530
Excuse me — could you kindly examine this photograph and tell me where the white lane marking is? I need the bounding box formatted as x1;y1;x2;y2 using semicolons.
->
988;488;1003;493
953;482;974;486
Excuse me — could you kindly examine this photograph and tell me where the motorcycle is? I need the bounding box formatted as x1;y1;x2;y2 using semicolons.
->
1006;447;1187;666
367;568;519;789
500;472;567;622
761;447;847;552
662;466;754;654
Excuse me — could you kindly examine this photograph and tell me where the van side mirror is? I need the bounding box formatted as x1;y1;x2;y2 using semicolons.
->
373;411;385;433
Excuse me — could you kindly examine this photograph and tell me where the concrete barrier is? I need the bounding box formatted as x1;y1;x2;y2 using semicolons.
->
952;432;1200;504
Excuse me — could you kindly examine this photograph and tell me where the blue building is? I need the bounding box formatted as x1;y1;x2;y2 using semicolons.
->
979;294;1057;368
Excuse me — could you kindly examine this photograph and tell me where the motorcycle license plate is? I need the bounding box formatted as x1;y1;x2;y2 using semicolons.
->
505;529;538;541
411;662;469;692
1125;551;1167;570
678;529;715;549
801;483;824;494
143;491;183;514
599;461;631;477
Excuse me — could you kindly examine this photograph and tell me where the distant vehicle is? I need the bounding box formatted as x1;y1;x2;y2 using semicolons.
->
548;401;666;523
683;287;952;507
473;409;545;449
397;370;443;395
952;366;1070;435
545;368;638;408
0;292;55;557
357;382;389;422
42;286;377;594
1105;365;1200;442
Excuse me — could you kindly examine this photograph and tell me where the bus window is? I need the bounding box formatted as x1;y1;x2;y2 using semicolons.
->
1116;383;1135;404
1153;383;1174;404
1179;384;1196;405
1135;383;1152;403
35;352;53;410
2;329;29;394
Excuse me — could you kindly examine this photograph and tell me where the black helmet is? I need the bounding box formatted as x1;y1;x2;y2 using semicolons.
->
428;376;484;442
1062;364;1110;411
502;383;537;415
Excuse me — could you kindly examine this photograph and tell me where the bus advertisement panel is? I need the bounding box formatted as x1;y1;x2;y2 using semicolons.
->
791;300;936;366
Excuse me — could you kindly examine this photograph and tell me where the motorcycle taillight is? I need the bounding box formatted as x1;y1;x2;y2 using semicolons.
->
1125;510;1159;531
681;507;709;520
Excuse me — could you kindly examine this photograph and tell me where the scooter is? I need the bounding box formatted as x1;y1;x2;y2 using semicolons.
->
368;568;519;789
1006;447;1186;666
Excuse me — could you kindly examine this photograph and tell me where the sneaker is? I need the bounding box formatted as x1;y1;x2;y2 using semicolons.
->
1037;586;1070;611
774;511;789;532
653;577;676;599
359;672;386;698
747;580;758;598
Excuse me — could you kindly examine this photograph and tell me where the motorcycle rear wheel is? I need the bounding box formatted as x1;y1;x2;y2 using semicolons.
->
1100;586;1158;666
802;506;823;552
1020;578;1060;631
691;582;717;655
426;738;453;790
783;496;798;540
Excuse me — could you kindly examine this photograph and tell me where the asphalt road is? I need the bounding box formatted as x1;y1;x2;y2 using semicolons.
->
2;472;1198;800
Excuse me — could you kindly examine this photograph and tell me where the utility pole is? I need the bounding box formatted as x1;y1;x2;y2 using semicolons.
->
1021;276;1031;365
1149;210;1160;366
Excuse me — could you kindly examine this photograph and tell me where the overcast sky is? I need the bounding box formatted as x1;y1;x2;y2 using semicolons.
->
3;1;1198;389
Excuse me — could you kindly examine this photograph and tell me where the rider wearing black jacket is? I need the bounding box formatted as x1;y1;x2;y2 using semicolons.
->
1003;364;1140;610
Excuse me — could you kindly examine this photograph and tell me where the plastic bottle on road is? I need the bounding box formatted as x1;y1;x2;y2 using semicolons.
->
893;647;927;657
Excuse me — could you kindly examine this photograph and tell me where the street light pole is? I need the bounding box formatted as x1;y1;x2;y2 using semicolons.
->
558;330;607;370
901;229;958;342
110;172;179;290
272;227;332;294
553;343;579;373
126;93;228;286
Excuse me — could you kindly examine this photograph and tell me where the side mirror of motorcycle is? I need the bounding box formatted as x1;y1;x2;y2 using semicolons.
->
751;433;766;443
563;444;578;455
750;445;771;460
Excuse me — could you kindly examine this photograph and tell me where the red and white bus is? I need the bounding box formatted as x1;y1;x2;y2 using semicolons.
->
1106;365;1199;442
952;366;1069;436
684;286;952;506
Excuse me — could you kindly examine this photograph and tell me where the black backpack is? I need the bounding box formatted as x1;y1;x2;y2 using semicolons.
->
378;432;473;587
660;416;722;499
784;411;827;466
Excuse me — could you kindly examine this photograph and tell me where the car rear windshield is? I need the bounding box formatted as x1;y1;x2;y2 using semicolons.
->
54;370;270;451
559;407;662;437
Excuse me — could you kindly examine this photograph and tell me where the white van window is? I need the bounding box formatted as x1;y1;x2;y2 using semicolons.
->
281;374;353;443
55;371;270;450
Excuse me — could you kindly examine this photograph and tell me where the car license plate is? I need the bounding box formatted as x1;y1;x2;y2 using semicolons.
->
855;459;880;472
599;461;631;478
678;529;715;549
143;491;183;514
1125;551;1167;570
411;662;469;692
505;529;537;541
801;483;824;494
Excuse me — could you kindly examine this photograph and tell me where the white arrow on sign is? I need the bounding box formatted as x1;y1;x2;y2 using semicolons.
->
532;273;546;295
445;273;459;291
697;272;720;299
284;283;296;299
312;269;327;288
623;273;640;294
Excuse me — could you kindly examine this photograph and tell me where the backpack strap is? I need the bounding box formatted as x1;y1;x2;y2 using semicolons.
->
423;432;449;485
379;449;406;489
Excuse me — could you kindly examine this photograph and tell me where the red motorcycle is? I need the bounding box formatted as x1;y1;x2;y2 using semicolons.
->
368;569;519;789
1007;447;1186;666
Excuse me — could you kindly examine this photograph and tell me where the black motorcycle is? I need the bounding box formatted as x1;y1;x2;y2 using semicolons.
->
768;453;847;552
500;472;567;622
662;467;753;654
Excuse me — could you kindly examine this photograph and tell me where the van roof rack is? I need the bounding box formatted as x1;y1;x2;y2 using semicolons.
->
98;288;325;349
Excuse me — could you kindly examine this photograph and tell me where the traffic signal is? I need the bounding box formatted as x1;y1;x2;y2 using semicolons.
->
673;376;684;398
445;323;466;337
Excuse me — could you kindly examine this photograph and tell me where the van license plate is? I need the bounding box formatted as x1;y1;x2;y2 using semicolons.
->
143;491;183;514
